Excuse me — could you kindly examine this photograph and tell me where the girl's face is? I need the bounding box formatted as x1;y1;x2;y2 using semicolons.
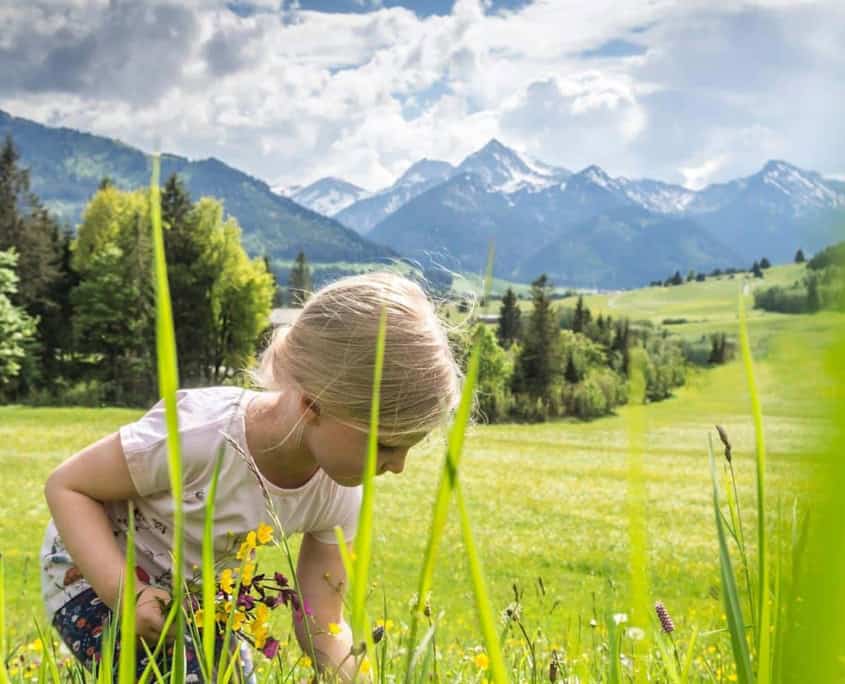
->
304;412;426;487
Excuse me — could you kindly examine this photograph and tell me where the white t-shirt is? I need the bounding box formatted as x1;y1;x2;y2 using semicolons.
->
41;386;362;620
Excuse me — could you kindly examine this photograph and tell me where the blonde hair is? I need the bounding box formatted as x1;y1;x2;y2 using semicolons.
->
251;271;462;445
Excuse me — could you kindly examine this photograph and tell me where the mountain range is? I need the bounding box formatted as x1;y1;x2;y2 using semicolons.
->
0;109;393;263
3;107;843;288
293;139;845;287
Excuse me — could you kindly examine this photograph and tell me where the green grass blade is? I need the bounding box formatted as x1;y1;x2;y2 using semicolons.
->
202;448;225;676
149;154;186;684
738;288;770;682
31;620;60;684
624;347;650;680
403;245;495;681
349;305;387;676
0;553;6;666
680;626;698;684
454;480;507;684
708;434;753;683
118;502;137;684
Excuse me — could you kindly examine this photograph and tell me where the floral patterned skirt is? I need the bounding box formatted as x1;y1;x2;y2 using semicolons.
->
51;587;255;683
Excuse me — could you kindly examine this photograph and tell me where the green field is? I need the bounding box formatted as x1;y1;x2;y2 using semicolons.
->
1;266;840;679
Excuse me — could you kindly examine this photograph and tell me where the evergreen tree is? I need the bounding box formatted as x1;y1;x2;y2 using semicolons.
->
795;248;806;263
564;352;580;384
496;287;521;348
760;257;771;269
752;261;764;278
288;251;312;307
572;295;586;333
0;135;66;396
0;249;37;392
511;274;560;400
807;274;821;313
670;270;683;286
161;175;218;385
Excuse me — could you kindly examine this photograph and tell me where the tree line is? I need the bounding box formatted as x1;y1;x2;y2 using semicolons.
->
0;136;274;406
458;276;732;423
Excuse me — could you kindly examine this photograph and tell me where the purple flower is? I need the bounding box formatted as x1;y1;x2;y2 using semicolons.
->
273;572;289;587
237;594;255;611
655;601;675;634
262;637;280;660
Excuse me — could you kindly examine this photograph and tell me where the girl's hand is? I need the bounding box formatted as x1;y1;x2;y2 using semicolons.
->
135;584;172;644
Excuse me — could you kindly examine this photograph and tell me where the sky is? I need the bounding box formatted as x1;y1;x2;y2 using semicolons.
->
0;0;843;192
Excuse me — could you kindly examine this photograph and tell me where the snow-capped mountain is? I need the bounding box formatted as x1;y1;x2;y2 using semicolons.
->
287;177;370;217
335;159;455;233
456;138;570;193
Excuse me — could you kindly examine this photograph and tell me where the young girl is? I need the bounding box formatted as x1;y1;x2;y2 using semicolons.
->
41;271;462;681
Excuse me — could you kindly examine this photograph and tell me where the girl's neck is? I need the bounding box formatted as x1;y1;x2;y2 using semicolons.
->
244;390;319;489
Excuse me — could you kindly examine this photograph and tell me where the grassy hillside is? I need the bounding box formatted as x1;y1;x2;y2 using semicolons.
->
1;270;838;669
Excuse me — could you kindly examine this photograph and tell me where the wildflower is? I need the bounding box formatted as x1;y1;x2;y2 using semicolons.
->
256;522;274;544
301;656;312;669
655;601;675;634
262;637;280;660
220;568;235;595
626;627;645;641
613;613;628;625
194;609;205;626
274;571;289;587
474;652;489;670
359;657;372;675
237;531;257;560
231;610;246;632
28;639;43;652
242;561;255;586
328;622;342;636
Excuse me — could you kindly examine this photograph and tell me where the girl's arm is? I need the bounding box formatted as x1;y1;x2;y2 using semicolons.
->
295;532;360;681
44;432;170;642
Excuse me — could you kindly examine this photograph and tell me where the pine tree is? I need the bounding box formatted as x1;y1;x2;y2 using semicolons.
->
564;352;580;384
572;295;586;333
496;287;521;348
288;251;312;307
752;261;764;278
0;135;66;396
161;175;217;385
511;274;560;400
760;257;771;269
807;274;821;313
795;248;806;263
671;270;683;286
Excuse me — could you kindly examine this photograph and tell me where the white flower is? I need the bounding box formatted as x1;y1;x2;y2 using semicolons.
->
613;613;628;625
626;627;645;641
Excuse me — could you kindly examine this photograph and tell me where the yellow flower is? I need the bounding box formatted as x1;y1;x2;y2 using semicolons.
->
250;622;269;648
231;610;246;632
220;568;235;594
327;622;342;636
28;639;43;652
256;522;274;544
255;603;270;626
237;531;257;560
242;561;255;586
194;609;205;627
301;656;312;669
474;653;489;670
359;657;371;674
728;675;738;682
375;618;394;631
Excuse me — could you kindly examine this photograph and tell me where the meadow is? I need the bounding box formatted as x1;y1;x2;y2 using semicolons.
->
1;256;841;681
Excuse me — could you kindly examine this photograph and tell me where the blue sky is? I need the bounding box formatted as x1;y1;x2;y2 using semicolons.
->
0;0;843;190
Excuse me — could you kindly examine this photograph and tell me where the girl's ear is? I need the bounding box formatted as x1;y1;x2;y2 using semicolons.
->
299;394;321;422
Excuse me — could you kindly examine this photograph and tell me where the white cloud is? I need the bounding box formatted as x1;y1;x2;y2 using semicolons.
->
0;0;843;191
